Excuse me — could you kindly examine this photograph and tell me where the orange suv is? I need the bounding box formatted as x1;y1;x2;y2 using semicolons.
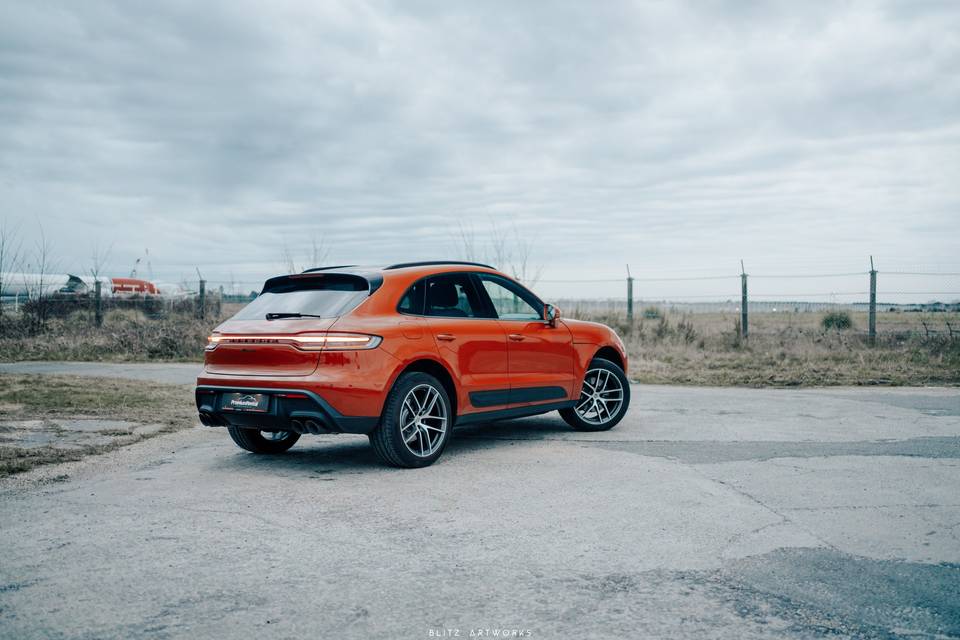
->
195;261;630;467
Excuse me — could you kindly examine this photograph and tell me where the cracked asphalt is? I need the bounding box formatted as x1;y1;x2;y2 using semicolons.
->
1;362;959;639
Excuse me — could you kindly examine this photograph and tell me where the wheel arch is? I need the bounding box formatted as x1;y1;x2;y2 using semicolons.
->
593;345;625;371
390;357;460;417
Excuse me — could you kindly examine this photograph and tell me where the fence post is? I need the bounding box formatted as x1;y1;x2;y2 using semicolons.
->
626;275;634;327
740;260;748;339
869;256;877;346
94;280;103;327
197;279;206;320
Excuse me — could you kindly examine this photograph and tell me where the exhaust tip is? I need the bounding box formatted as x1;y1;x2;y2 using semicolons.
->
198;412;212;426
290;419;305;433
304;419;321;434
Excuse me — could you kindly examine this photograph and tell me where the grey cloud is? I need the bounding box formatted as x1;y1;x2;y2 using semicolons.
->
0;0;958;300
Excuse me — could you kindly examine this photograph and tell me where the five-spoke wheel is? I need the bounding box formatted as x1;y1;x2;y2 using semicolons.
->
399;383;449;458
370;372;452;468
560;358;630;431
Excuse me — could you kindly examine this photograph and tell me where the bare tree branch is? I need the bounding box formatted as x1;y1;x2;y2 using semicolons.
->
453;221;479;262
27;224;57;330
280;240;297;274
280;233;330;273
89;241;113;281
449;219;542;286
0;219;24;322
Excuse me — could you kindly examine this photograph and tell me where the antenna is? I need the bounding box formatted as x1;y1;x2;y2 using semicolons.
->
130;257;140;278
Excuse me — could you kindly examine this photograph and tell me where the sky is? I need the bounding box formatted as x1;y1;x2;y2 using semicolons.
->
1;1;958;301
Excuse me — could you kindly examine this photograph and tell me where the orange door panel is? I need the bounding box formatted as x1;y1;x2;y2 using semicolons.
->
501;320;576;403
472;272;576;405
424;318;508;414
422;274;510;415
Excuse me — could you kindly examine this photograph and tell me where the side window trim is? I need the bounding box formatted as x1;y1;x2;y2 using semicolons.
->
398;271;543;320
473;273;544;321
467;273;498;319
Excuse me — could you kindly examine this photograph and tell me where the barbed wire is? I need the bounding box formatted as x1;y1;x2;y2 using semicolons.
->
882;271;960;276
749;272;867;279
535;278;622;283
870;291;960;296
197;269;958;287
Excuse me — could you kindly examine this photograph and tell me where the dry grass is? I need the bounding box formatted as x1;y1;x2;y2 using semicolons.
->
0;306;239;361
575;309;960;387
0;373;196;476
1;305;958;387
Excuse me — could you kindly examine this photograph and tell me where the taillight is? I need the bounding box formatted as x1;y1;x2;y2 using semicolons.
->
205;332;381;352
291;333;382;351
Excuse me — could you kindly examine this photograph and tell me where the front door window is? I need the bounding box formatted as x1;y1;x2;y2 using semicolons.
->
476;276;542;321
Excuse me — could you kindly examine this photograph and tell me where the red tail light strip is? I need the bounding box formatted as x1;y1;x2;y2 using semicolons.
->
205;333;381;352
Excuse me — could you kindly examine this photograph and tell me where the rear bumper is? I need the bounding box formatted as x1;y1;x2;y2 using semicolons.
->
195;385;379;435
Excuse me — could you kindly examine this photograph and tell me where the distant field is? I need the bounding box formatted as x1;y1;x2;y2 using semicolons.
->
571;308;960;386
0;305;957;387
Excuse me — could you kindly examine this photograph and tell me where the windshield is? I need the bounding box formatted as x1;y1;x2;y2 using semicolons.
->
231;275;369;321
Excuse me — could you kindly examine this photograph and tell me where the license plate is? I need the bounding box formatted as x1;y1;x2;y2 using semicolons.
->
221;392;270;413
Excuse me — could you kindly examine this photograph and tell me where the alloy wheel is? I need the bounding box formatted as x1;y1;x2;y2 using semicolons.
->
575;368;625;426
399;384;448;457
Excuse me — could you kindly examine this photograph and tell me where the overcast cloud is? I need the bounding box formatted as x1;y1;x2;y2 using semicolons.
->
1;1;958;300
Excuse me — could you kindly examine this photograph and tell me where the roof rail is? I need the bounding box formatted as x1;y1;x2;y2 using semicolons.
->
301;265;357;273
384;260;495;270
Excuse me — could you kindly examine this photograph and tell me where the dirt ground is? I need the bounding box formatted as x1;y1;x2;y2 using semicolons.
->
0;374;195;476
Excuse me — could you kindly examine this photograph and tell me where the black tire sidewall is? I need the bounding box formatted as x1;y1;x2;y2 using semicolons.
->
228;426;300;454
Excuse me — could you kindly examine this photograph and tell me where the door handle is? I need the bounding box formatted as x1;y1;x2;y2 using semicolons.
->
508;334;525;341
436;333;456;341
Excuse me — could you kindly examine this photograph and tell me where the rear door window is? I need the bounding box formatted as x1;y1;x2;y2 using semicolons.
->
424;274;484;318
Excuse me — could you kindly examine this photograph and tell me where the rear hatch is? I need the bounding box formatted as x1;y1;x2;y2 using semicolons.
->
204;273;371;377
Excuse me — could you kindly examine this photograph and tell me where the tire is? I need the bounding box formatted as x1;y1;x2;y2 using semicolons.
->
227;426;301;454
560;357;631;432
369;372;453;468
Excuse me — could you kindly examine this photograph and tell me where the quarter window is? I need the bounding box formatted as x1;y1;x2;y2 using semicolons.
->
397;280;425;315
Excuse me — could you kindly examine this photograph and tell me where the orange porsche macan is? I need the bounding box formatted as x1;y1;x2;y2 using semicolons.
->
195;261;631;467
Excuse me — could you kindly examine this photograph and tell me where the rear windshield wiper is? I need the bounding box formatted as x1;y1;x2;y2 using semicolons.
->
265;312;327;320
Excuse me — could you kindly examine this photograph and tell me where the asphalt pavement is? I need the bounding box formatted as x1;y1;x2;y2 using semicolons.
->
1;362;958;639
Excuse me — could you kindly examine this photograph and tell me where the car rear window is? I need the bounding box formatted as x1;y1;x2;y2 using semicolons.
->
231;275;369;320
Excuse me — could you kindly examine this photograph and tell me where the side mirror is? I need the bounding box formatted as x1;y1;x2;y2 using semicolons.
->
545;303;560;327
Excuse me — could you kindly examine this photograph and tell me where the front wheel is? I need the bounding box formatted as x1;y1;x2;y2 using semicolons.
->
560;358;630;431
227;427;300;454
